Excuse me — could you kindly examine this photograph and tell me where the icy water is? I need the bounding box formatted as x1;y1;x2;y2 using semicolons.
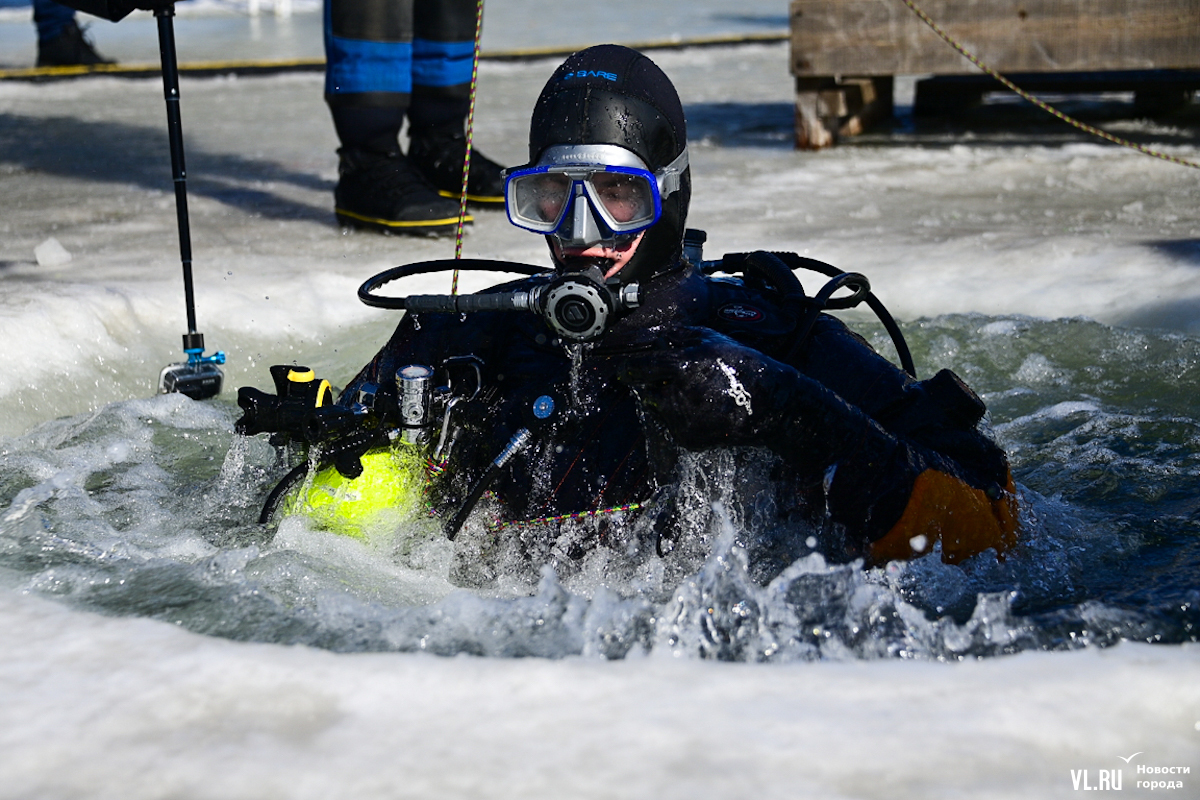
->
2;312;1197;662
3;32;1200;797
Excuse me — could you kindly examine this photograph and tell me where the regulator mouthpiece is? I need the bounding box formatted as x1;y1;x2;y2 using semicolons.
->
539;267;641;342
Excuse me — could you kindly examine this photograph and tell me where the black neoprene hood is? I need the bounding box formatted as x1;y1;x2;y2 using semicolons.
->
529;44;692;283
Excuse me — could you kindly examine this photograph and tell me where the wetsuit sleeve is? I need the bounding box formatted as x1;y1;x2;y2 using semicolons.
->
618;326;1018;564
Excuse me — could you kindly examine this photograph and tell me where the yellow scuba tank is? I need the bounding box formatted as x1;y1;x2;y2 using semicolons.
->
273;363;443;541
290;363;431;539
285;444;428;541
239;360;486;542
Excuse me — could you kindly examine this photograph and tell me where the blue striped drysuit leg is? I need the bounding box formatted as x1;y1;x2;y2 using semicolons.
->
324;0;477;111
411;0;477;113
324;0;414;108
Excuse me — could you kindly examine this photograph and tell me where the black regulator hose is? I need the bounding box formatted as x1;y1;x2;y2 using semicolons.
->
259;463;308;525
359;259;545;310
361;253;915;375
768;251;916;377
705;251;917;378
445;427;535;541
445;394;558;540
783;271;872;365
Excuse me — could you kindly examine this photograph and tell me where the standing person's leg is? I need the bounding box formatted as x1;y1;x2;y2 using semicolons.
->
407;0;504;206
325;0;464;235
34;0;113;67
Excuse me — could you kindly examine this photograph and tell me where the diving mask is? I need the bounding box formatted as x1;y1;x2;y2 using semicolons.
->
504;144;689;247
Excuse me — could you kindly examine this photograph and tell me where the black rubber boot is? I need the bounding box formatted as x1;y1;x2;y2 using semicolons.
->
334;148;469;236
408;123;506;207
37;21;114;68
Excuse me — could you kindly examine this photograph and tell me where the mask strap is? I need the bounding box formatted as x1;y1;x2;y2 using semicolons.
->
656;147;689;198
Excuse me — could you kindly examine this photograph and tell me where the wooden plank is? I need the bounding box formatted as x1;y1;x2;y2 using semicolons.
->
795;77;840;148
795;75;895;148
790;0;1200;76
838;76;895;135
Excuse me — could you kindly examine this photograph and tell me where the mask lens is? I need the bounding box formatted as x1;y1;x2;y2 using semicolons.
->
509;171;572;230
588;171;656;228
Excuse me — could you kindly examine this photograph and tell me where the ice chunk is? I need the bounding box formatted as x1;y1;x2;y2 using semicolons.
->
34;237;72;267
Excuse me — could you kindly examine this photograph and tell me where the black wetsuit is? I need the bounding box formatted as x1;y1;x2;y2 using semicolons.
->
341;259;1016;567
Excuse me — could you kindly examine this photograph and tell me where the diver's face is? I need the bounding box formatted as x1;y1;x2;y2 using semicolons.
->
552;232;644;281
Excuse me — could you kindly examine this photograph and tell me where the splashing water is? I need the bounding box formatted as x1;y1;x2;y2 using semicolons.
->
1;314;1197;661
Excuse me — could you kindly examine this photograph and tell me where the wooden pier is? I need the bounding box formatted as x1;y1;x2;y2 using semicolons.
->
789;0;1200;148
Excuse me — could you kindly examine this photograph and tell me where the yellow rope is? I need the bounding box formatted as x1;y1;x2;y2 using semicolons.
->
0;33;792;83
901;0;1200;170
452;0;485;291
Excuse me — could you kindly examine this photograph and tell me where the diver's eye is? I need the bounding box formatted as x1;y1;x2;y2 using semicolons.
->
591;173;653;224
529;173;572;222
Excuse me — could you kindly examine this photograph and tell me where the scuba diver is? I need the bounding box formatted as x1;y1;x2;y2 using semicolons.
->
237;45;1019;582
